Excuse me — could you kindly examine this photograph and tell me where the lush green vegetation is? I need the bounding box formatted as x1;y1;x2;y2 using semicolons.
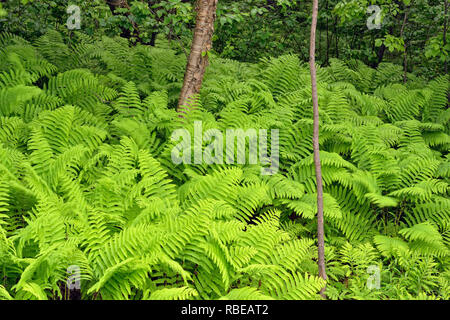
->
0;0;448;300
1;0;448;76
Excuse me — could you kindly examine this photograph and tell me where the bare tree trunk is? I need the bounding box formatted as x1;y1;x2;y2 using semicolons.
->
177;0;218;113
325;0;329;65
309;0;327;298
444;0;448;74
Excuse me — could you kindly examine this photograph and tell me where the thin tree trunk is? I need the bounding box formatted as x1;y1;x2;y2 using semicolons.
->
309;0;327;298
374;44;386;67
325;0;329;65
444;0;448;74
177;0;218;113
150;32;157;46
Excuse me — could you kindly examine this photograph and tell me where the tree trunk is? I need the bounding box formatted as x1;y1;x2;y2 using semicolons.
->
309;0;327;298
177;0;218;114
374;43;386;67
325;0;329;65
444;0;448;74
150;32;157;46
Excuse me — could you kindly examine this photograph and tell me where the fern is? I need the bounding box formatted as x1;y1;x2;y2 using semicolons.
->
0;30;448;300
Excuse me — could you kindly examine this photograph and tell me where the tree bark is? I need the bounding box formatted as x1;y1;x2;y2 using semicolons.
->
444;0;448;74
309;0;327;298
374;43;386;67
325;0;329;65
177;0;218;113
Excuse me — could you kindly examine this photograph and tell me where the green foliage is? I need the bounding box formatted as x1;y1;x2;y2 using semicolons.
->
0;31;448;300
1;0;448;77
425;33;450;63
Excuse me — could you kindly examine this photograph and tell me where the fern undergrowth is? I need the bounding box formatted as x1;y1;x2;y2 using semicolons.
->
0;30;448;300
